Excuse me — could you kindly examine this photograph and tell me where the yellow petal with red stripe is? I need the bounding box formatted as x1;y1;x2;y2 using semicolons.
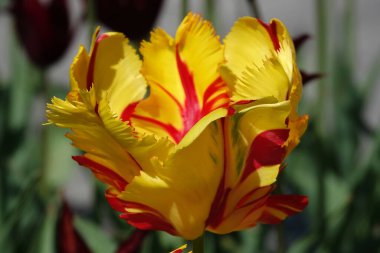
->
223;17;295;102
125;12;229;145
117;121;224;240
259;195;308;224
46;93;141;185
68;28;148;117
206;101;291;234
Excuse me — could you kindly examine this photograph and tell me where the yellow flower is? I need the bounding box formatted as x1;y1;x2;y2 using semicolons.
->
46;13;308;240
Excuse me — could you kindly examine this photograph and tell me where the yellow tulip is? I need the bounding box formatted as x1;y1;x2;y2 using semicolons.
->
46;13;308;240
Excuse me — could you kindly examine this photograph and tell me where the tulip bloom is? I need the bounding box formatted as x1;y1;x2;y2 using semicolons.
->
47;13;308;240
94;0;164;40
12;0;72;68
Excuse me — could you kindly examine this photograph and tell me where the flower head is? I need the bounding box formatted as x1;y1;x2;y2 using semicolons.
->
94;0;164;40
11;0;72;68
46;13;308;240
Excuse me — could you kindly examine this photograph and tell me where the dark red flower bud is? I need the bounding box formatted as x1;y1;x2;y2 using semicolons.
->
11;0;72;68
56;201;92;253
117;230;149;253
94;0;164;41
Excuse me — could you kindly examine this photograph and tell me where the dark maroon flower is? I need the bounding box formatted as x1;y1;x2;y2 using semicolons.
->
56;202;92;253
116;230;149;253
11;0;72;68
94;0;164;40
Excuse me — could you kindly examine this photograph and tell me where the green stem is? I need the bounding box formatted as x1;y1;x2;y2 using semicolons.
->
316;0;328;136
315;0;328;238
182;0;188;19
192;234;204;253
249;0;262;19
87;0;96;40
205;0;215;22
38;70;51;198
276;225;285;253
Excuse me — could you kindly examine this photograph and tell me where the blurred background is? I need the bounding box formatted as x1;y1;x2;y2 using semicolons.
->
1;0;380;252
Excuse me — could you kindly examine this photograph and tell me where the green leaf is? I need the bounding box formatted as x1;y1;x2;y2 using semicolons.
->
35;204;58;253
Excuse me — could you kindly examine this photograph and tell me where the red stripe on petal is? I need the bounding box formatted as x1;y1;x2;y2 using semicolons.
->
267;195;309;211
130;114;182;143
106;191;177;235
206;118;230;228
121;202;177;236
259;195;308;224
202;93;230;113
73;156;127;191
155;81;183;111
106;188;129;212
257;19;280;52
87;33;109;90
175;45;202;133
121;102;139;122
236;185;273;209
240;129;289;182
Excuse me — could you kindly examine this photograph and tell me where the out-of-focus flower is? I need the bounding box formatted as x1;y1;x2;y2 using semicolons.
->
56;202;91;253
116;230;148;253
94;0;164;40
11;0;72;68
46;13;308;240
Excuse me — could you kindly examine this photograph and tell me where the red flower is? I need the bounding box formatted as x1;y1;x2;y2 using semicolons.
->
11;0;73;68
94;0;164;40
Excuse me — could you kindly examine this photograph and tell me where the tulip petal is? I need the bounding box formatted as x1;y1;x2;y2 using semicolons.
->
118;121;225;240
207;101;291;233
46;93;141;184
125;13;229;144
223;17;295;103
68;29;148;117
259;195;308;224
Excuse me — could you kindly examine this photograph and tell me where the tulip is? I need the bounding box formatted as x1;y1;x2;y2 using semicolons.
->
46;13;308;241
11;0;72;68
94;0;164;40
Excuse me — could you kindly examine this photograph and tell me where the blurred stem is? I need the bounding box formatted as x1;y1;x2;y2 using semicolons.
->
316;0;328;135
192;234;204;253
316;0;328;238
248;0;262;19
276;225;285;253
87;0;96;40
205;0;215;23
38;69;51;198
182;0;188;19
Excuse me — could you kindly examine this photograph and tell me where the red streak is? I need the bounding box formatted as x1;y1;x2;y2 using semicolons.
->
121;102;139;122
73;155;127;191
155;82;183;110
240;129;289;182
131;114;182;143
257;19;281;52
106;192;177;235
175;45;202;132
236;185;273;209
86;33;109;90
206;118;229;228
259;195;308;224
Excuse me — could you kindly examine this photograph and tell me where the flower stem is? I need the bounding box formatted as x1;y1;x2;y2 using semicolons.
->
192;234;204;253
182;0;188;19
248;0;262;19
